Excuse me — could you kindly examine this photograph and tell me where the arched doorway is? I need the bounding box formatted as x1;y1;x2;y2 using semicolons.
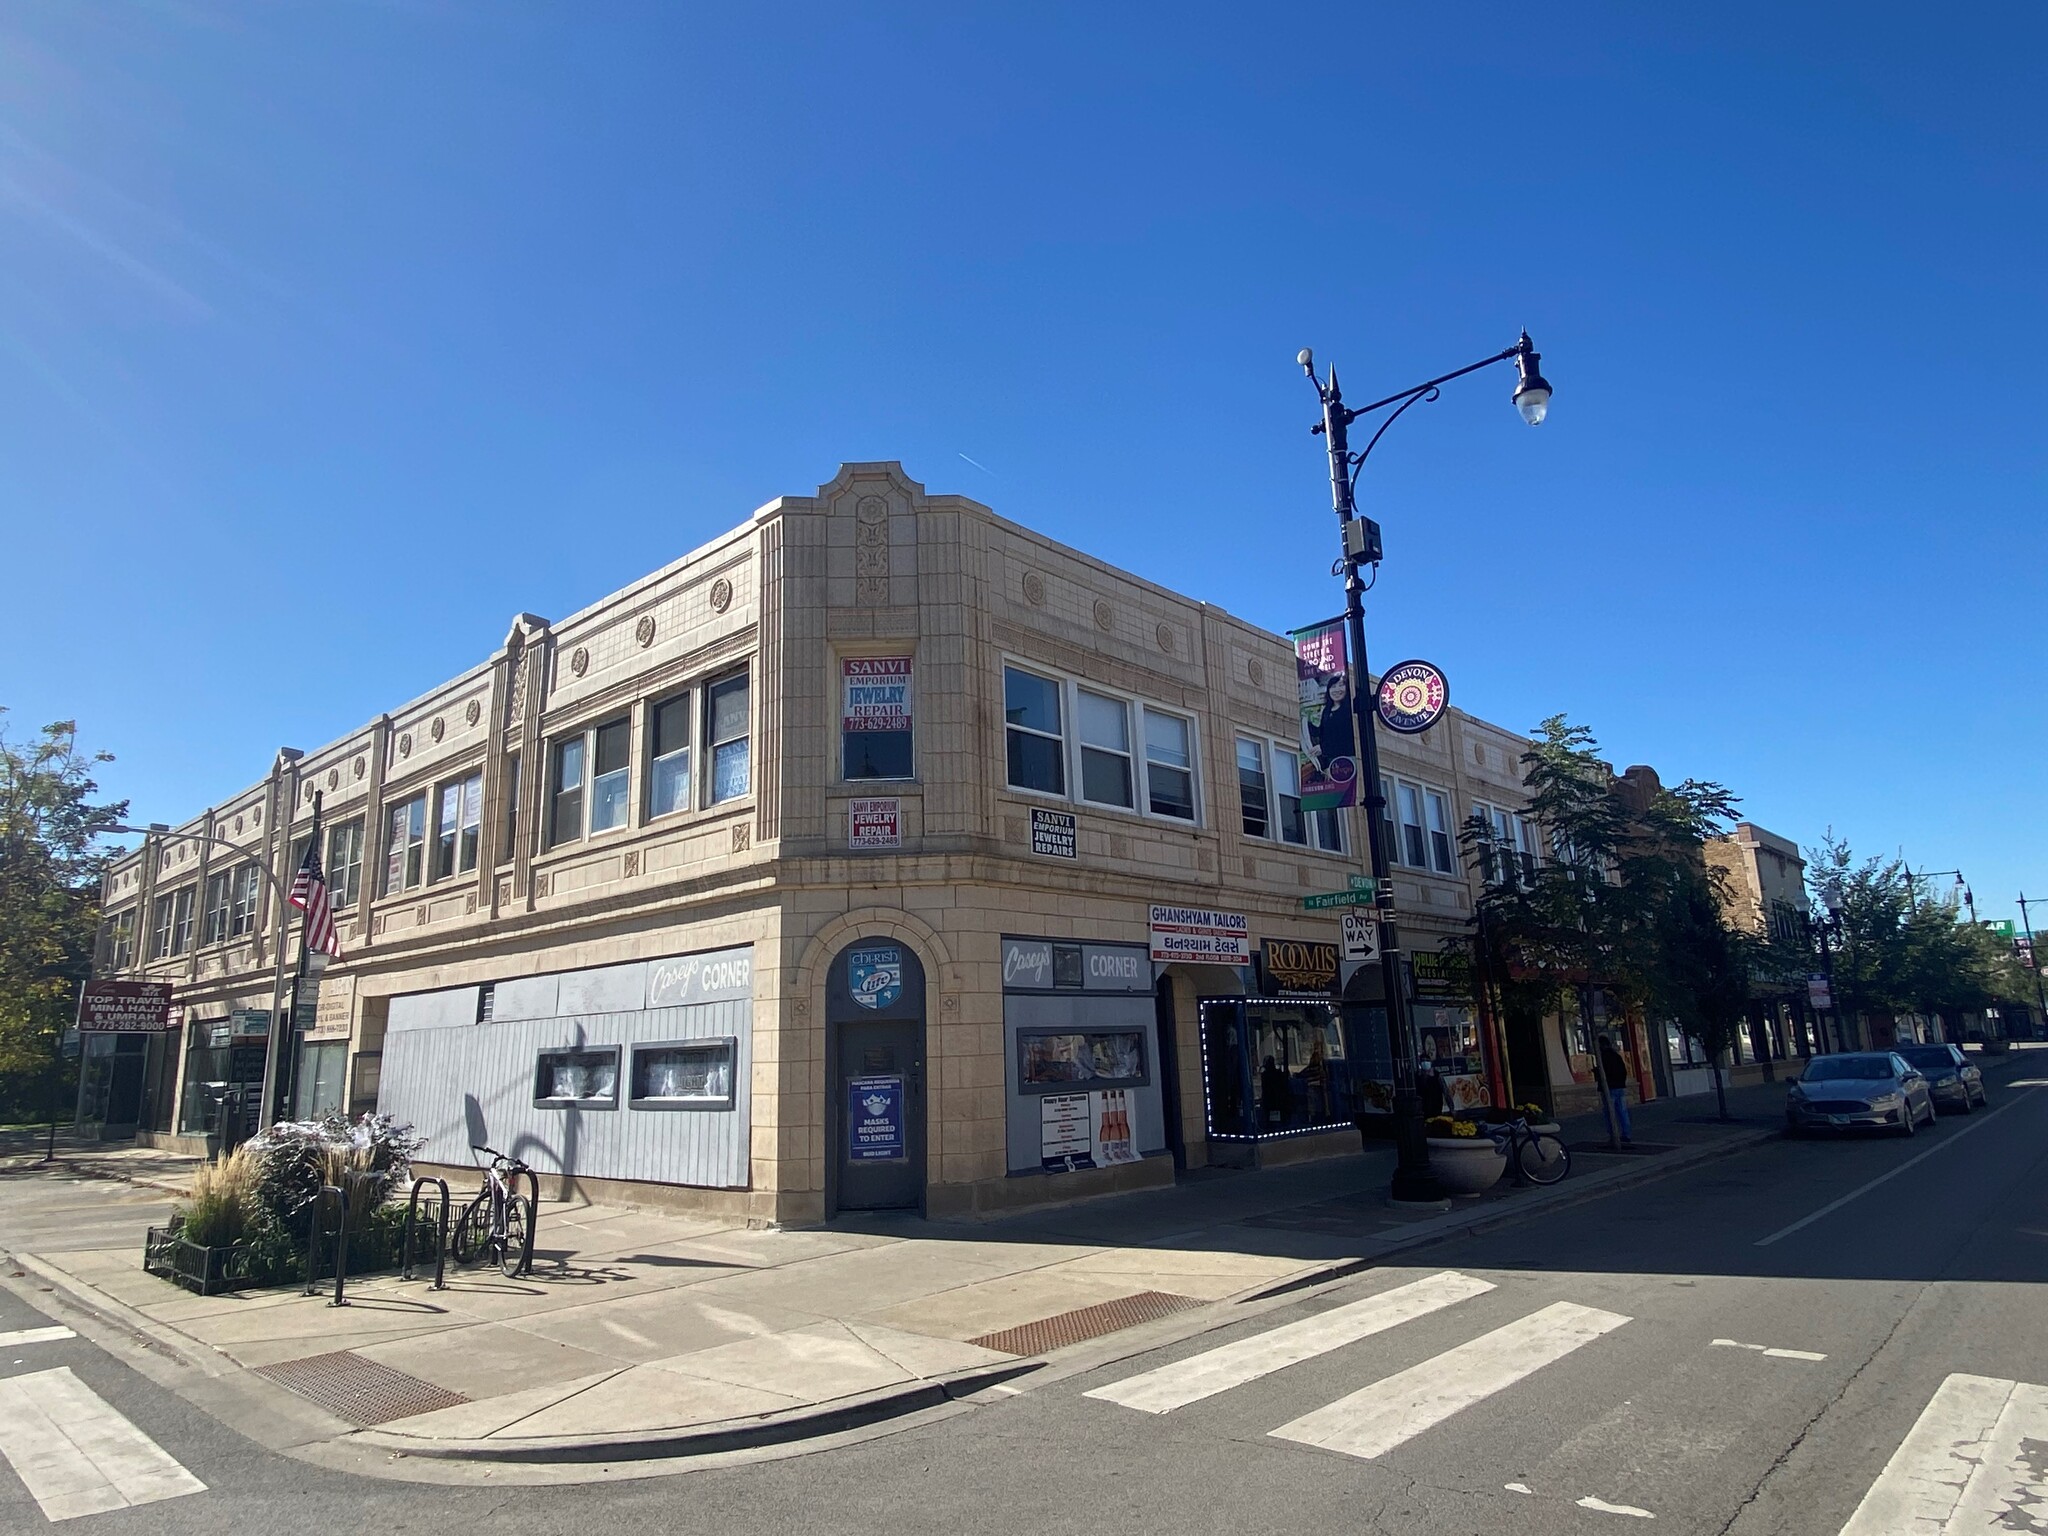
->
827;939;928;1214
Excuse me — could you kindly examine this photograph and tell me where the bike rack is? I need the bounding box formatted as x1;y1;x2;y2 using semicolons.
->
515;1166;540;1277
302;1183;349;1304
402;1177;450;1290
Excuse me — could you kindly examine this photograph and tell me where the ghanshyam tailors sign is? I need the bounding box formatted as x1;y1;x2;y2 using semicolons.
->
1292;618;1357;812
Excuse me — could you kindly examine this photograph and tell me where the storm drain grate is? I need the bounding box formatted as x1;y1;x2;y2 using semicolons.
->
968;1291;1201;1357
256;1350;469;1427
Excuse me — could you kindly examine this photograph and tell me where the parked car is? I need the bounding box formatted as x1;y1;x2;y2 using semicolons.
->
1893;1043;1986;1113
1786;1052;1937;1137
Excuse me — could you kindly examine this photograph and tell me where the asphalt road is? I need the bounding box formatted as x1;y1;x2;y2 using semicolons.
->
2;1063;2044;1534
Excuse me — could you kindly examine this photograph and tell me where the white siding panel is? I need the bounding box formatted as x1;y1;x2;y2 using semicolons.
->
378;975;752;1189
388;987;480;1037
558;963;647;1018
491;975;560;1022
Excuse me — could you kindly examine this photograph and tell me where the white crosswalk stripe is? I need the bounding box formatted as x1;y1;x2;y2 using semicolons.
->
0;1366;206;1522
1838;1372;2048;1535
1085;1270;1496;1414
1269;1300;1632;1461
0;1329;76;1350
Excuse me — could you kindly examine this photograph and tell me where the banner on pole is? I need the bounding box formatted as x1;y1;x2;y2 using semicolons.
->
1292;618;1358;812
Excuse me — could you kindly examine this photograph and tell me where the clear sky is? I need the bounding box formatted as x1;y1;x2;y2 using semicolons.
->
2;3;2042;925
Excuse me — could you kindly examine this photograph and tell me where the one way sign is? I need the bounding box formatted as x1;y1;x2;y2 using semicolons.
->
1340;911;1381;964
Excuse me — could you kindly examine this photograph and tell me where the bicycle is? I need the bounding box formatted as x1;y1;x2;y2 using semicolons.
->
450;1144;535;1278
1486;1117;1571;1186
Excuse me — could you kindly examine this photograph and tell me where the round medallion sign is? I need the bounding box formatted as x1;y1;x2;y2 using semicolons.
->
1375;659;1449;735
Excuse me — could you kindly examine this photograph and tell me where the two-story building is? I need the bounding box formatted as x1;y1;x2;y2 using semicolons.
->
90;463;1565;1222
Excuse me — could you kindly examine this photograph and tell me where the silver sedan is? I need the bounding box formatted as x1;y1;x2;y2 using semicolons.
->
1786;1052;1937;1137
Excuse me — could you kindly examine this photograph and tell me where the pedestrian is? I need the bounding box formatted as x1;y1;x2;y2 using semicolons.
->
1597;1032;1633;1145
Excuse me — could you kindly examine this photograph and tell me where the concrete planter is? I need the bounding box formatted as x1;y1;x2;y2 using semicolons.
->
1425;1137;1507;1196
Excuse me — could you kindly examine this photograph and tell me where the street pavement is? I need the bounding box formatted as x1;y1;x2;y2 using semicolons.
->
0;1055;2042;1532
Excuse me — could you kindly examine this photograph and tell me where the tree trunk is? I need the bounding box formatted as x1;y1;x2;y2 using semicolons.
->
1712;1054;1729;1121
1591;1047;1620;1151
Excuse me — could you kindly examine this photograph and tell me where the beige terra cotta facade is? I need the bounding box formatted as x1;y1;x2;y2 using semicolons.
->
95;463;1544;1224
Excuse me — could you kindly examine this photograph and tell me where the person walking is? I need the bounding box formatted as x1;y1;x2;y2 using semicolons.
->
1597;1032;1634;1146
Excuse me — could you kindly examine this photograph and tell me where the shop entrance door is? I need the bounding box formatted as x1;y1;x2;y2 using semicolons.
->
829;941;927;1214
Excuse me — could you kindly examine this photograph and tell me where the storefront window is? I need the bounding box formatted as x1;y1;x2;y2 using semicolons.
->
534;1047;619;1107
293;1040;347;1119
1415;1004;1487;1115
1017;1029;1147;1091
1201;1000;1375;1138
629;1040;736;1108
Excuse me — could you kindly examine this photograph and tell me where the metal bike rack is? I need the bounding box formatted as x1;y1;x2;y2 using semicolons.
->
402;1177;450;1290
302;1183;350;1304
514;1166;540;1277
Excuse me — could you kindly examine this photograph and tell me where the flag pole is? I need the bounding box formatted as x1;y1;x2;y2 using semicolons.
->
254;759;302;1146
280;790;324;1121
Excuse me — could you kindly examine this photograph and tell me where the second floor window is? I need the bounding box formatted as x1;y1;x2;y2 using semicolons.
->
434;773;484;879
550;718;630;844
328;818;365;908
202;870;233;946
152;886;195;959
1237;738;1270;838
229;864;261;937
103;908;136;969
500;753;521;866
1381;775;1457;875
708;672;750;803
1004;666;1065;795
385;794;427;894
1004;664;1201;823
1472;801;1538;887
648;696;691;817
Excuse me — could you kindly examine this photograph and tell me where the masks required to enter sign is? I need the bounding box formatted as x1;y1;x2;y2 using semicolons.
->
847;1075;906;1162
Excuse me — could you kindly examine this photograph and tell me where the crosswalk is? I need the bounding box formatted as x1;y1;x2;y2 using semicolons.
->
0;1340;206;1525
1080;1271;2048;1533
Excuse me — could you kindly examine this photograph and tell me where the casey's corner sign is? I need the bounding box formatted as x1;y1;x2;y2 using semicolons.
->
1148;904;1250;965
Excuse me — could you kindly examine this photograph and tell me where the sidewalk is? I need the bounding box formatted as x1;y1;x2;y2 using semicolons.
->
6;1058;1995;1468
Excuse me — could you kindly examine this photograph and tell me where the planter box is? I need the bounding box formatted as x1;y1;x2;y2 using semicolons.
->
143;1224;255;1297
1426;1137;1507;1196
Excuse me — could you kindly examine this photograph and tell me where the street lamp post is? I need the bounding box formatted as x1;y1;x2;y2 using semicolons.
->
1907;868;1973;1042
1810;907;1844;1054
2018;893;2048;1042
1298;332;1550;1205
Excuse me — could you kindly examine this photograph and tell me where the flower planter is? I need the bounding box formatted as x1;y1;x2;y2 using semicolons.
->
143;1224;255;1297
1425;1136;1507;1196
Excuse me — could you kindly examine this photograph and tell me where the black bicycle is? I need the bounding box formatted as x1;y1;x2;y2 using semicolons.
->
1486;1117;1571;1186
450;1144;534;1278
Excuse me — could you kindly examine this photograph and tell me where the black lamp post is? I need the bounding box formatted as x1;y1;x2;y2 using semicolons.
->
1297;332;1550;1204
2016;893;2048;1042
1809;907;1845;1054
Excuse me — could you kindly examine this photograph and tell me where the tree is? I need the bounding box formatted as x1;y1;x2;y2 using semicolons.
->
1466;716;1747;1126
0;713;127;1122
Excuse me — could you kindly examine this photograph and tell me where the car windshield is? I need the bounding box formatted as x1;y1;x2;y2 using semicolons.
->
1802;1056;1897;1082
1896;1048;1956;1071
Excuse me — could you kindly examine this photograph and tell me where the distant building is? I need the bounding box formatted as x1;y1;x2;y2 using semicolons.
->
1704;821;1822;1081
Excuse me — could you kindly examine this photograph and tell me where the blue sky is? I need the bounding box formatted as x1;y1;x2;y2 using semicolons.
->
2;3;2042;923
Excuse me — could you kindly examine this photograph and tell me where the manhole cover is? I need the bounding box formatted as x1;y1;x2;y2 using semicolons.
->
256;1350;469;1427
968;1291;1200;1356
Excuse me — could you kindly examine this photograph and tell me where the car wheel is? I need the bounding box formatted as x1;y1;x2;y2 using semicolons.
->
1959;1089;1973;1114
1898;1102;1916;1137
1921;1096;1936;1129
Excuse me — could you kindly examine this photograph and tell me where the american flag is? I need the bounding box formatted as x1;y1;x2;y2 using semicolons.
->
289;827;342;958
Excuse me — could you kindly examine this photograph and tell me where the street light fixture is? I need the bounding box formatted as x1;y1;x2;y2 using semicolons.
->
1298;331;1552;1205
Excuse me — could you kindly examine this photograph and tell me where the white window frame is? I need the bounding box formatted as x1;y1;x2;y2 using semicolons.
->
1382;773;1456;874
328;818;365;909
1471;800;1540;886
202;869;232;946
432;771;485;881
1002;663;1068;800
1234;734;1342;853
384;793;428;894
646;692;693;820
228;863;261;937
1000;658;1202;826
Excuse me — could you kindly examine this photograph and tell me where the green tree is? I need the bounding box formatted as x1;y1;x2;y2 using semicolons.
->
1465;716;1747;1126
0;713;127;1122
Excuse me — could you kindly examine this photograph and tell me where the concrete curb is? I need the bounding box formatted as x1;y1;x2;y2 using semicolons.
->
351;1358;1046;1464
